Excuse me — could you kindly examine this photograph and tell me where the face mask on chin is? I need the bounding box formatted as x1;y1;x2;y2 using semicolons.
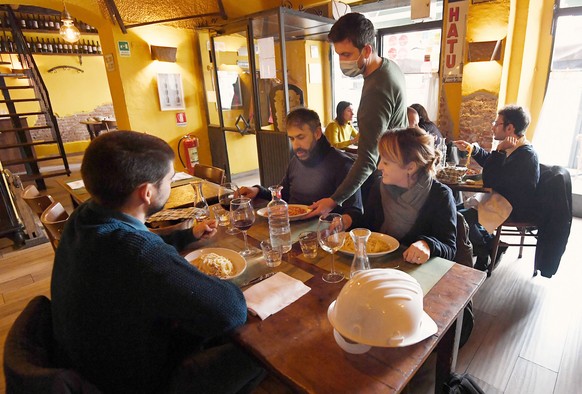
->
340;51;366;77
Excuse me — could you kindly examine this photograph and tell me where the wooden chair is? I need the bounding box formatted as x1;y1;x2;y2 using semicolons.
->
489;220;538;277
40;202;69;251
488;164;572;278
21;185;55;218
192;163;225;185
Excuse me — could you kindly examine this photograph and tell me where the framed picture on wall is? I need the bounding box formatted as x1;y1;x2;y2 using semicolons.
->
157;73;186;111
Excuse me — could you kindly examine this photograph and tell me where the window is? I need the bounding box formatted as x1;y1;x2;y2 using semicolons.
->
533;6;582;171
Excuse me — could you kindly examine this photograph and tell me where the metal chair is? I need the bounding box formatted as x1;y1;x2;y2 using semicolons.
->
192;163;225;185
3;295;102;393
40;202;69;251
21;185;55;218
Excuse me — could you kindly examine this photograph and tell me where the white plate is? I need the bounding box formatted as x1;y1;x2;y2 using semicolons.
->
338;232;400;258
184;248;247;280
256;204;312;221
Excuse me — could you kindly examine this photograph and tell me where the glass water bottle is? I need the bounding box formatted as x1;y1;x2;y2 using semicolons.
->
267;185;292;253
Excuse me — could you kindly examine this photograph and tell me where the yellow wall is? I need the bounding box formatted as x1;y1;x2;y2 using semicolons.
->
26;0;556;170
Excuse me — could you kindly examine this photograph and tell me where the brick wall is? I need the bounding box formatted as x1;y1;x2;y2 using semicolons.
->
31;103;114;143
459;91;498;152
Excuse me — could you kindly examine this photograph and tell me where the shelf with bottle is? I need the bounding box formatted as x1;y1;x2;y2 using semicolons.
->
0;35;102;56
0;11;98;34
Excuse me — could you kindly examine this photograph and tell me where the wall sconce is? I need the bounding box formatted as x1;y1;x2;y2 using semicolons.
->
467;38;505;63
60;1;81;43
151;45;177;62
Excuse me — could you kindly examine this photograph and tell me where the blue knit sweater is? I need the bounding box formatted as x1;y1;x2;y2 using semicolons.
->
51;201;247;393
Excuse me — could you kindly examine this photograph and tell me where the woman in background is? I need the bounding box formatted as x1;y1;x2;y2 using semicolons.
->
344;127;457;263
410;103;443;145
324;101;359;149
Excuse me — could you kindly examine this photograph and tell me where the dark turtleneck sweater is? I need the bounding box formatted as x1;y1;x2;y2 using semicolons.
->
255;136;362;216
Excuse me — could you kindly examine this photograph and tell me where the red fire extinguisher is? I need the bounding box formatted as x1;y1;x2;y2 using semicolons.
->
178;134;199;173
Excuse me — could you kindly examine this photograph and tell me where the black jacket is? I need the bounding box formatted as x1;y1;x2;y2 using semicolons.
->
532;164;572;278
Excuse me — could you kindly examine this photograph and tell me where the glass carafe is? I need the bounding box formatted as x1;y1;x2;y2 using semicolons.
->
191;180;209;222
349;228;371;278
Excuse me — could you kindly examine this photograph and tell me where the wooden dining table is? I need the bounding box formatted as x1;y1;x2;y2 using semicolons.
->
57;174;221;210
188;211;486;394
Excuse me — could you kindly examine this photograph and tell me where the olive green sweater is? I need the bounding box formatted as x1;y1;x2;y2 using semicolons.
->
331;58;407;204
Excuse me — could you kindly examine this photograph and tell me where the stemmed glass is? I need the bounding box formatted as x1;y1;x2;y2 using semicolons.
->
219;182;240;235
317;213;346;283
230;197;259;257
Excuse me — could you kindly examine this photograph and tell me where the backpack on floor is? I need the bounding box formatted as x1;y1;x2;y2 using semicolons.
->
459;300;474;348
443;372;485;394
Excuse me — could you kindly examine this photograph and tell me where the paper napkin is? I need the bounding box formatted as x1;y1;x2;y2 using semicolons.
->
243;272;311;320
66;180;85;190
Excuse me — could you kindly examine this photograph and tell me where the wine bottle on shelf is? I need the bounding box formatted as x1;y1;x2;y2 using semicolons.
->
44;15;50;29
41;38;47;53
82;39;88;53
91;40;97;54
32;15;39;29
20;14;27;29
35;37;42;53
58;39;63;53
97;40;102;54
48;15;55;29
7;37;14;53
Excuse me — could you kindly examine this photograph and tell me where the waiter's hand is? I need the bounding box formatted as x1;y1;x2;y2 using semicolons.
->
306;198;337;218
237;186;259;200
453;140;472;152
402;240;430;264
193;220;217;240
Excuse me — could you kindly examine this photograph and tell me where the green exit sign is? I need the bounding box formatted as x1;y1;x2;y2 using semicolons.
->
118;41;130;57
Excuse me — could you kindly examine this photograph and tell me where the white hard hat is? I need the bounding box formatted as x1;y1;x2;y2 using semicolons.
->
327;268;437;354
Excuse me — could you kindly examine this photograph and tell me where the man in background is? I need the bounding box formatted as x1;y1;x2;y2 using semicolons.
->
240;107;362;218
454;105;540;270
51;131;264;393
308;12;408;216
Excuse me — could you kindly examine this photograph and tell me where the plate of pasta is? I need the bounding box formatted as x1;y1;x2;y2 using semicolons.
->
185;248;247;280
257;204;312;221
338;232;400;258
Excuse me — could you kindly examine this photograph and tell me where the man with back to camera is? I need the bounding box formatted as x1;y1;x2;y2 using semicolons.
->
307;12;408;217
51;131;265;393
454;105;540;270
239;107;362;219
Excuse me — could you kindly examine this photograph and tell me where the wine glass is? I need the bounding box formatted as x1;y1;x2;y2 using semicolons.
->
219;182;240;235
317;213;346;283
230;197;259;257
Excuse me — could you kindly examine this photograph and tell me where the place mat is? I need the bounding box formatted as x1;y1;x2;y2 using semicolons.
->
146;207;196;223
306;248;454;295
247;214;319;244
165;184;196;209
187;234;313;288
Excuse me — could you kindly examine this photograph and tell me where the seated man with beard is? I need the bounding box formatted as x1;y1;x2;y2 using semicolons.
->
51;131;265;393
239;107;362;217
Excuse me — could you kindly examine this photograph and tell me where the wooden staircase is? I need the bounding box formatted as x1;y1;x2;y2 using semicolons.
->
0;6;70;190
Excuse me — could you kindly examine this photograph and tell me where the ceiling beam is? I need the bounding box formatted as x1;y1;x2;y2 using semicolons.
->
104;0;127;34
